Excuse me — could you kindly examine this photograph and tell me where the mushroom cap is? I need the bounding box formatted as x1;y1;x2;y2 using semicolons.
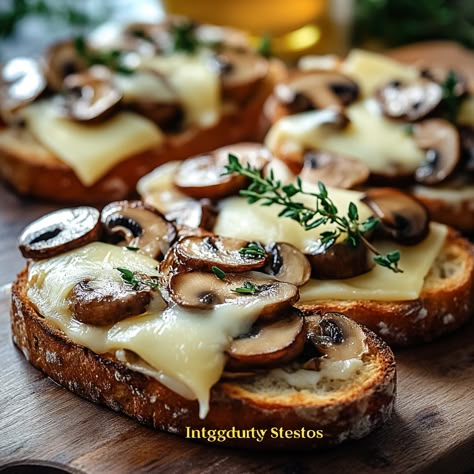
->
165;199;218;230
264;242;311;286
18;207;101;260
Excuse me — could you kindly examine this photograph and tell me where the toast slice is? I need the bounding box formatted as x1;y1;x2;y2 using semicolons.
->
299;229;474;346
11;269;395;449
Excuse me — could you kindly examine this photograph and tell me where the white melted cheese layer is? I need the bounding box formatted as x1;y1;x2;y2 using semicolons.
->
26;242;263;418
23;102;164;186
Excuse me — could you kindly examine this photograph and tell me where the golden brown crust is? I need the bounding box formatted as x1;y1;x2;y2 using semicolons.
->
299;230;474;346
0;61;286;205
10;268;395;449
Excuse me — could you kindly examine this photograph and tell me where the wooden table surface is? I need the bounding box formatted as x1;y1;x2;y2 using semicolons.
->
0;183;473;474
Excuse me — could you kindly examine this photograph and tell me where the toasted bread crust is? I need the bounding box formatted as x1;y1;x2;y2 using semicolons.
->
0;61;286;204
299;230;474;346
10;269;395;449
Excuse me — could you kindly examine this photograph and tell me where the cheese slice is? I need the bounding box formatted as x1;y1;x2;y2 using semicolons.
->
115;72;178;104
213;188;448;301
27;242;263;418
265;101;425;174
144;53;220;128
23;101;164;186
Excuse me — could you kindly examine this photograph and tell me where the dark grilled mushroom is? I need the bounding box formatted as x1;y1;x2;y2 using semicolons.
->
226;309;306;370
376;78;442;121
300;150;370;189
305;312;366;361
101;200;176;260
413;119;461;185
169;271;298;319
62;66;122;123
361;188;429;245
173;143;271;199
19;207;100;260
165;199;218;230
69;278;154;325
305;240;373;279
264;242;311;286
44;40;89;91
174;235;267;272
272;70;359;121
0;58;46;118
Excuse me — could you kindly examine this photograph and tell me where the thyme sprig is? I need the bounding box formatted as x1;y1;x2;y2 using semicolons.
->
239;242;266;259
116;268;161;290
441;70;464;122
232;281;260;295
223;154;403;273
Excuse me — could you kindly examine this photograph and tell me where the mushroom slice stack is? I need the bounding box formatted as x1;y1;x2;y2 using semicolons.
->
376;78;442;121
305;312;367;361
173;143;271;200
19;207;101;260
62;66;123;123
169;271;298;319
226;309;306;370
299;150;370;189
361;188;430;245
264;242;311;286
174;235;267;272
101;200;177;260
413;119;461;185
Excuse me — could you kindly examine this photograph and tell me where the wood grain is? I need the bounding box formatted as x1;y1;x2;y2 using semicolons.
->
0;185;473;473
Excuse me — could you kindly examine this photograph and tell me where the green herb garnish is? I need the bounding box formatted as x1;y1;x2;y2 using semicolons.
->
441;70;463;122
224;154;402;273
257;34;272;58
170;22;200;54
239;242;266;259
116;267;160;290
211;265;226;280
125;246;139;251
232;281;260;295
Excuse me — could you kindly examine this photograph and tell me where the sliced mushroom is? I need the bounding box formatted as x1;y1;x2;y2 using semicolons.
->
69;278;154;325
0;58;46;118
459;125;474;173
299;150;370;189
210;50;269;103
376;78;443;121
169;271;299;319
413;119;460;185
420;68;467;97
226;309;306;370
305;240;373;279
101;200;177;260
165;199;218;230
361;188;430;245
264;242;311;286
44;40;89;91
19;207;100;260
305;312;366;361
173;143;271;200
61;66;122;123
272;70;359;121
174;235;267;272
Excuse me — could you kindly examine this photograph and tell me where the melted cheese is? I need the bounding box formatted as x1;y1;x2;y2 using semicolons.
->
265;101;424;174
23;102;164;186
115;72;177;104
144;53;220;128
458;96;474;127
213;189;448;301
27;242;263;418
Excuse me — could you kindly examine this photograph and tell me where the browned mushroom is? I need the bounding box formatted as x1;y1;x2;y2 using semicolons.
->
226;309;306;370
0;58;46;119
264;242;311;286
165;199;218;230
19;207;101;260
169;271;299;319
361;188;430;245
173;143;271;199
299;150;370;189
69;278;154;325
420;68;467;97
61;66;122;123
174;235;267;272
305;312;366;361
305;240;373;279
413;119;461;184
271;70;359;122
376;78;442;121
101;200;176;260
210;50;269;104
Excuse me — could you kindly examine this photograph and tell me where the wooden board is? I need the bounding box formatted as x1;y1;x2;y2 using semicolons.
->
1;286;473;473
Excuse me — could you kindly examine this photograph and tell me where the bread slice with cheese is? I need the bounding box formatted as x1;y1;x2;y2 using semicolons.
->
11;267;396;449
